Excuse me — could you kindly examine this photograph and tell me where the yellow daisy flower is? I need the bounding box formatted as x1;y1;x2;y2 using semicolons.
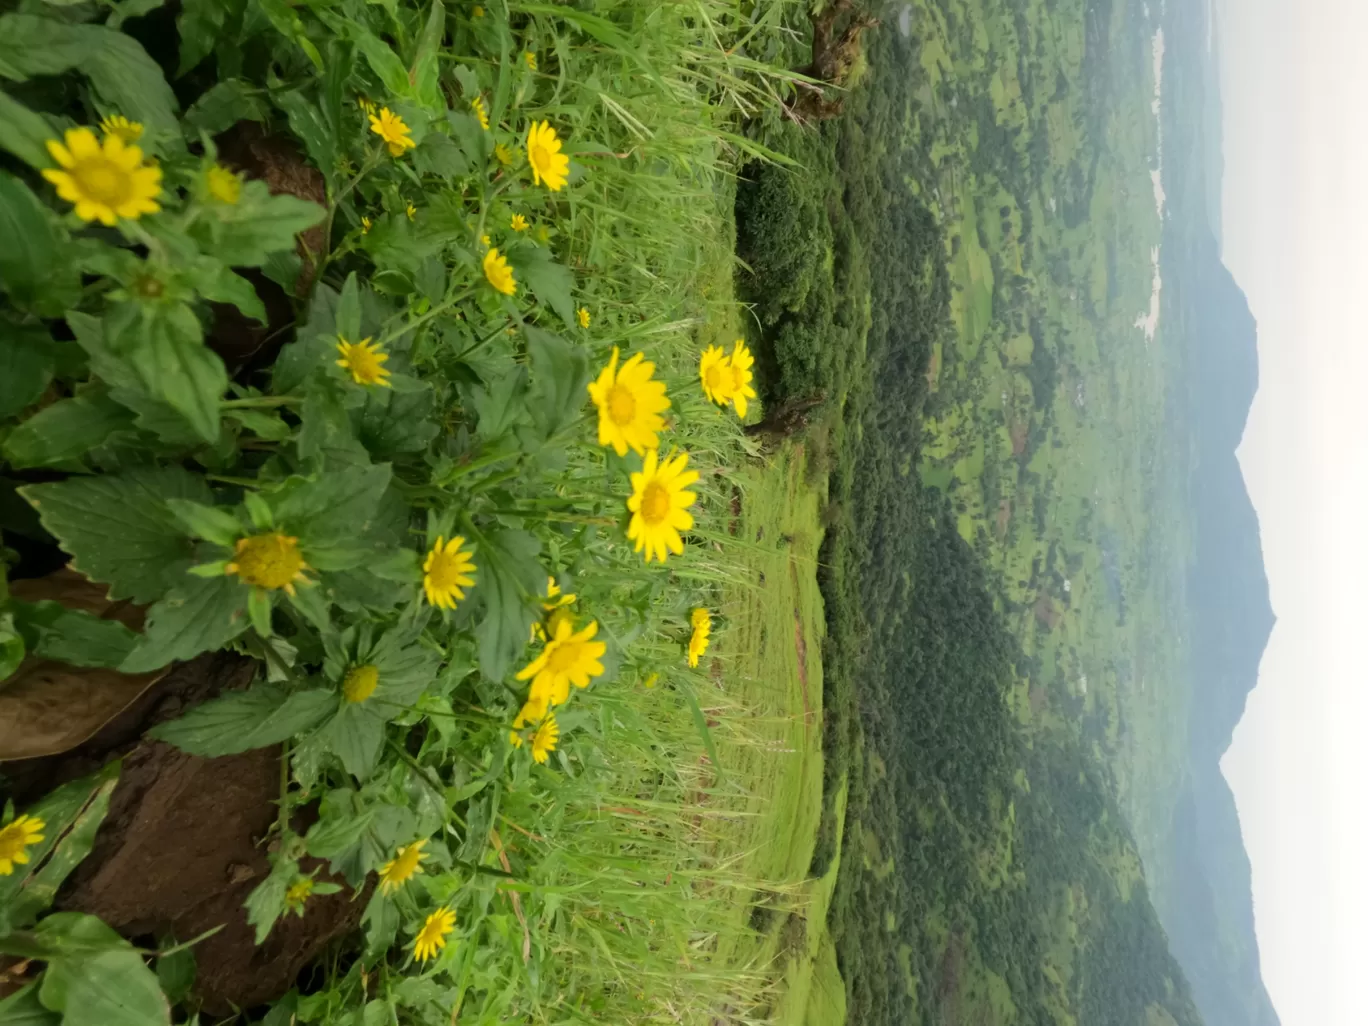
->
587;347;671;458
378;838;428;894
627;449;699;564
471;96;490;131
494;142;514;167
206;164;242;205
99;115;143;144
698;345;736;407
642;672;659;689
358;96;378;116
481;234;491;249
482;247;516;295
42;127;162;226
0;815;45;876
516;618;607;709
473;5;484;17
532;714;559;764
369;107;416;157
688;608;711;668
511;213;529;231
525;120;569;191
727;340;758;419
284;877;315;912
423;535;477;609
576;307;591;329
336;336;392;388
361;216;373;234
532;576;577;641
342;664;379;703
414;907;456;962
226;534;310;595
406;202;417;221
525;51;538;71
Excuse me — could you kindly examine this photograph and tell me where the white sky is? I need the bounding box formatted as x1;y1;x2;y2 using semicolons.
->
1218;0;1368;1024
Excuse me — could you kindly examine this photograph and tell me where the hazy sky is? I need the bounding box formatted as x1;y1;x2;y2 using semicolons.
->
1217;0;1368;1024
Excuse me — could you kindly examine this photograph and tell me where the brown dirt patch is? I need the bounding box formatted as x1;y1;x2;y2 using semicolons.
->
1033;594;1061;630
4;653;364;1014
1009;420;1029;457
994;499;1011;539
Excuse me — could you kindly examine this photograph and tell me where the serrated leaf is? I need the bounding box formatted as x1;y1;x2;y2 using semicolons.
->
164;499;241;545
413;132;468;180
0;15;94;78
0;325;55;419
3;391;136;470
21;468;211;604
244;855;296;944
83;27;179;139
273;462;392;545
275;89;336;180
10;600;139;668
524;326;590;440
154;946;194;1005
192;263;267;324
473;529;542;681
314;702;384;779
509;246;575;327
36;913;171;1026
350;27;411;99
184;79;266;134
176;0;228;76
148;684;335;755
197;181;324;267
336;272;361;342
411;0;446;111
467;366;527;441
119;574;248;672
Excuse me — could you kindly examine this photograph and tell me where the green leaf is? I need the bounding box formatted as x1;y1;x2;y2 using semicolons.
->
336;272;362;342
119;574;248;672
357;386;439;458
82;28;179;139
197;180;324;266
304;789;372;861
154;945;194;1005
0;612;23;682
315;703;384;779
273;462;393;545
473;529;542;681
176;0;228;77
10;600;139;668
467;366;527;441
524;326;590;440
413;132;469;180
147;685;335;755
411;0;446;111
509;246;575;326
275;90;337;181
108;0;168;31
191;263;267;325
0;983;59;1026
0;173;77;317
445;110;488;167
0;764;121;929
184;79;267;135
2;391;136;470
35;913;170;1026
164;499;241;545
244;854;296;944
0;15;95;79
350;27;411;99
0;325;55;419
0;89;56;169
119;303;226;443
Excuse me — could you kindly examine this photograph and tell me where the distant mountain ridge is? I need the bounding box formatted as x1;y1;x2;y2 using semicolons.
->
1156;219;1280;1026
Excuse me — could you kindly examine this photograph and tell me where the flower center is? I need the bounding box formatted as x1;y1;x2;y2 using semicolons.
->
705;363;728;392
233;534;304;590
350;347;383;381
73;157;131;206
641;481;671;525
529;141;551;174
547;640;582;674
343;664;380;703
607;383;637;425
428;551;462;588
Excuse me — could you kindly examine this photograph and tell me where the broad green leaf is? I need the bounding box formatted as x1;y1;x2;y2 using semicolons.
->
0;325;55;419
120;303;226;443
473;529;542;681
20;467;211;604
36;913;171;1026
196;180;324;266
10;600;139;668
524;326;590;440
108;0;168;31
183;79;267;134
191;263;267;325
163;499;241;546
0;764;121;929
314;703;384;779
357;386;439;458
336;272;362;342
467;366;527;441
147;684;335;755
177;0;229;76
84;28;179;138
304;789;373;861
508;245;575;326
0;89;55;169
2;391;136;470
0;15;94;78
413;132;469;180
0;173;77;317
275;90;337;181
272;284;338;394
446;109;488;167
119;574;248;672
0;983;58;1026
350;27;411;99
154;946;194;1005
273;462;393;545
